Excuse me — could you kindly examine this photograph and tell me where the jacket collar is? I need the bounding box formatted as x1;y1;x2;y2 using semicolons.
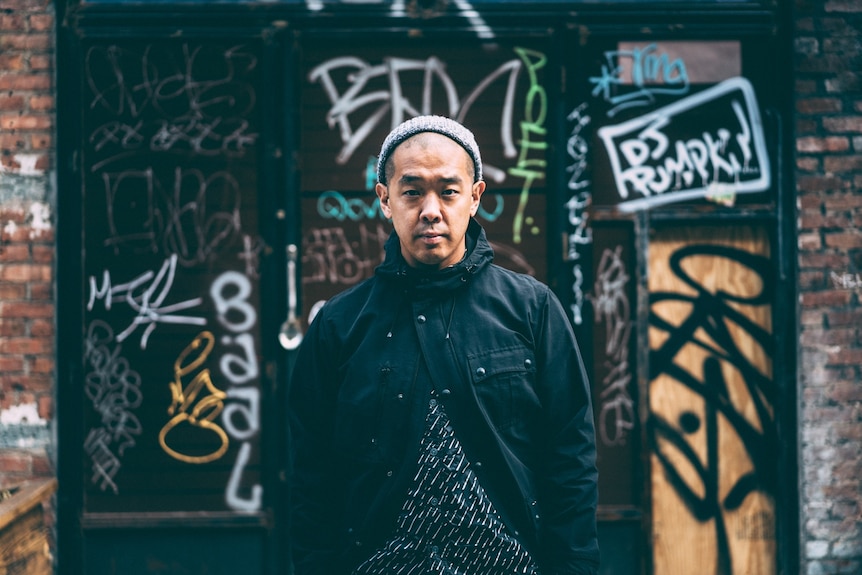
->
376;218;494;296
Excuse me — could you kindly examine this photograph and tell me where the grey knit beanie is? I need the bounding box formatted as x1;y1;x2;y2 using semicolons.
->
376;115;483;185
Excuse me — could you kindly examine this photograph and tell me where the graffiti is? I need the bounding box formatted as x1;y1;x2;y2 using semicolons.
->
508;47;547;244
565;103;592;326
238;234;264;279
85;43;258;167
590;43;690;118
830;271;862;289
649;243;776;573
318;190;387;222
598;77;770;213
591;247;634;447
308;50;533;184
211;271;262;512
83;320;144;494
87;255;206;350
303;223;390;286
83;39;264;514
101;167;242;264
159;331;229;465
304;0;494;39
84;428;121;495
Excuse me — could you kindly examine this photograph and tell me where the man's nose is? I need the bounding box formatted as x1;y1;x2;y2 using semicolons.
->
419;194;442;222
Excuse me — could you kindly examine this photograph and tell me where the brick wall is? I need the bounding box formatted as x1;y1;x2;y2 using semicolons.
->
0;0;55;487
795;1;862;574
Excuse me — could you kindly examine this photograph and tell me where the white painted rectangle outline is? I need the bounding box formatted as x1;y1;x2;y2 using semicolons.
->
597;77;771;213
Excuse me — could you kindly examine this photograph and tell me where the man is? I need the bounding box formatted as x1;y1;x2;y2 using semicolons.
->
289;115;599;575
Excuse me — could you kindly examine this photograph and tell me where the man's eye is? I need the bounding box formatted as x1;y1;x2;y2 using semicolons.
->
442;189;457;196
404;190;420;196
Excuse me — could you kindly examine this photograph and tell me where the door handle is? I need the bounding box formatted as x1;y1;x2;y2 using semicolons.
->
279;244;304;350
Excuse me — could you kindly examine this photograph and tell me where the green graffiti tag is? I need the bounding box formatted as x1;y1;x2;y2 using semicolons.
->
508;47;547;244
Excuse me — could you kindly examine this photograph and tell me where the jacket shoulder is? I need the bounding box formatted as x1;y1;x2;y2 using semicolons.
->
484;264;552;299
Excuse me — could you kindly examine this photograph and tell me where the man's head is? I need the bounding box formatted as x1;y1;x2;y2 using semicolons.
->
375;116;486;270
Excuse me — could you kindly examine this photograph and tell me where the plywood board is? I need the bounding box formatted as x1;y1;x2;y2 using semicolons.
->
648;225;776;575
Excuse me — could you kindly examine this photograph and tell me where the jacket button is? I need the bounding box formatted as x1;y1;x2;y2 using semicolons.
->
524;358;533;368
417;314;426;323
476;367;486;377
474;461;483;468
440;388;451;396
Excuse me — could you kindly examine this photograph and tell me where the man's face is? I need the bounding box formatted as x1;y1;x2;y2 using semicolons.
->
376;133;485;270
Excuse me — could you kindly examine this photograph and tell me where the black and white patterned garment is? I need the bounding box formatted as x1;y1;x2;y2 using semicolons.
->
352;390;541;575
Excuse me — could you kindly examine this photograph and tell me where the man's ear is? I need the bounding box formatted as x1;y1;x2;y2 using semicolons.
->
470;180;486;216
376;182;392;218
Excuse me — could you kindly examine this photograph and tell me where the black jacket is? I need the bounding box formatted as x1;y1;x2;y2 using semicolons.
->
288;219;599;575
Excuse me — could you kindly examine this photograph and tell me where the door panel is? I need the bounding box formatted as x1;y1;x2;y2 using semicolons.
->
648;225;776;574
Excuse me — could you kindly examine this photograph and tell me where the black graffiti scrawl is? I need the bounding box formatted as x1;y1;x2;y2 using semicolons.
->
648;243;777;574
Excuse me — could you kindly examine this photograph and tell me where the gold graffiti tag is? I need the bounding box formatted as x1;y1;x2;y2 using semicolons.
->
158;331;229;464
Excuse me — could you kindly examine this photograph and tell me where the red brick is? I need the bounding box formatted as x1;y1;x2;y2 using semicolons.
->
800;290;854;307
0;319;27;337
827;347;862;366
823;116;862;133
0;264;51;282
0;75;51;91
798;136;851;153
0;356;25;372
28;54;51;71
0;285;26;300
31;245;53;264
0;302;53;318
799;232;822;250
30;356;53;374
798;54;857;74
799;252;851;269
0;133;25;150
800;271;827;289
0;53;24;70
0;114;52;131
29;280;50;298
0;33;50;52
823;193;862;210
29;319;52;338
37;394;52;421
0;337;51;354
28;94;53;111
0;452;32;474
797;175;850;192
0;14;25;30
0;95;25;111
828;383;862;403
825;231;862;249
800;327;858;346
797;98;843;114
824;155;862;172
28;14;52;32
797;157;821;171
30;133;51;149
799;212;853;229
0;245;31;262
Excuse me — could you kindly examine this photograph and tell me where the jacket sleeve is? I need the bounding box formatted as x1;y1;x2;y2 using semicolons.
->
287;311;340;575
535;286;600;575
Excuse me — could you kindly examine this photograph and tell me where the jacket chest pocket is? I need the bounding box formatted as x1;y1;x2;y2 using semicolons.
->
467;346;539;431
333;364;412;463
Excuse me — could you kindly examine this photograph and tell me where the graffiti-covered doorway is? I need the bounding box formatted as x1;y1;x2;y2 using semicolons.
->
56;3;796;575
